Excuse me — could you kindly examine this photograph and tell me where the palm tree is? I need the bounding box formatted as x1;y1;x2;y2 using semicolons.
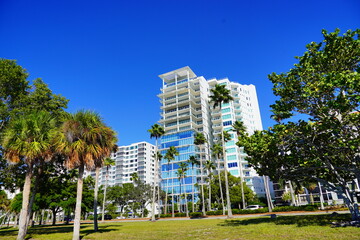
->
187;155;199;212
232;120;247;209
204;160;216;211
56;110;117;240
194;132;207;216
164;146;179;216
101;157;116;222
148;124;165;221
176;162;189;217
210;84;234;218
211;143;225;214
1;111;57;240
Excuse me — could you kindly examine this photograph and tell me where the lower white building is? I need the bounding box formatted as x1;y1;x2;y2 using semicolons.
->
84;141;156;187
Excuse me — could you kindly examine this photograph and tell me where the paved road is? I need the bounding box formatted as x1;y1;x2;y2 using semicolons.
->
103;210;350;223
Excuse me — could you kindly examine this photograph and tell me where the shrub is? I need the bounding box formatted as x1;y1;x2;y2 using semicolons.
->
160;214;171;218
174;213;186;217
189;212;203;218
273;205;318;212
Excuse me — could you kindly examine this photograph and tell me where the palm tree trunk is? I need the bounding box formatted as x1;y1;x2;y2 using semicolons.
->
14;214;18;228
179;180;182;213
240;180;246;209
102;166;109;222
165;164;169;214
26;165;43;229
151;139;158;221
184;177;189;217
17;164;33;240
73;164;85;240
200;146;206;216
217;160;225;215
208;175;212;211
172;163;175;218
288;181;296;206
318;182;325;210
157;185;161;218
192;165;195;212
221;123;233;218
93;167;100;231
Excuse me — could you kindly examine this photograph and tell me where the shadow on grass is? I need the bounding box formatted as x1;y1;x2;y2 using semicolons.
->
219;214;352;227
0;223;122;239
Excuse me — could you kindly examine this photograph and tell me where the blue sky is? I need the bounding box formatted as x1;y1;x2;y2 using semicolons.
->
0;0;359;145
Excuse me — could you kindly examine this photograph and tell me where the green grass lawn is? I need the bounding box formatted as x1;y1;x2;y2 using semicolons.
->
0;214;359;240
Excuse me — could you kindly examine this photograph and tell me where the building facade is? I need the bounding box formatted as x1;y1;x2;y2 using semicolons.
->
84;141;156;187
157;66;264;204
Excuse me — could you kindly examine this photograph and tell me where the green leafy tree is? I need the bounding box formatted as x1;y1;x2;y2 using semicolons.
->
242;29;360;220
210;84;234;218
164;146;178;216
148;124;165;221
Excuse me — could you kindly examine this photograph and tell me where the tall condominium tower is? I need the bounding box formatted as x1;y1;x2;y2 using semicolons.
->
157;66;263;204
84;141;156;187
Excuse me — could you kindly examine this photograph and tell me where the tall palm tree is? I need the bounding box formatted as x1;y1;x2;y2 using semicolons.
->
176;162;189;217
148;124;165;222
101;157;116;222
56;110;117;240
232;120;247;209
164;146;178;216
194;132;207;216
204;160;216;211
210;84;234;218
1;111;57;240
211;143;225;214
187;155;199;212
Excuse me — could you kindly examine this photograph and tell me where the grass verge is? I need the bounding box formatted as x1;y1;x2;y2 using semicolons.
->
0;214;359;240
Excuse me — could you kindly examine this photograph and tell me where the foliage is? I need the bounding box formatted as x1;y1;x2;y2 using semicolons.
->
272;205;318;212
240;29;360;220
203;172;255;209
189;212;203;218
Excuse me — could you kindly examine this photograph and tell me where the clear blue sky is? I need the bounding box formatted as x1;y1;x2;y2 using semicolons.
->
1;0;359;145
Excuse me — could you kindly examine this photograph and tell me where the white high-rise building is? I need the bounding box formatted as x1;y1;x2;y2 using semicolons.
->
84;141;156;187
157;66;264;203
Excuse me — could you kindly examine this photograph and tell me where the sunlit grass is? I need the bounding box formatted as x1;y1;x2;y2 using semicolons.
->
0;214;359;240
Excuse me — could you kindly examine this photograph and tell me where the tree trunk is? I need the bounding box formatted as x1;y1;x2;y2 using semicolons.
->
263;176;273;212
72;164;85;240
13;214;18;228
52;209;56;226
221;125;233;218
17;164;33;240
165;165;169;215
151;139;158;221
217;160;225;215
172;163;175;218
200;145;206;216
288;181;296;206
93;167;100;231
102;166;109;222
318;182;325;210
192;165;195;212
208;176;212;211
26;165;43;230
184;178;189;217
157;185;161;218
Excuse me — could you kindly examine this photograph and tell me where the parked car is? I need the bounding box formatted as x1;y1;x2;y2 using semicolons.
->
245;205;263;210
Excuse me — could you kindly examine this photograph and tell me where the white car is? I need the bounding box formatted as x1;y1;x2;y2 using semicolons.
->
245;205;263;210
